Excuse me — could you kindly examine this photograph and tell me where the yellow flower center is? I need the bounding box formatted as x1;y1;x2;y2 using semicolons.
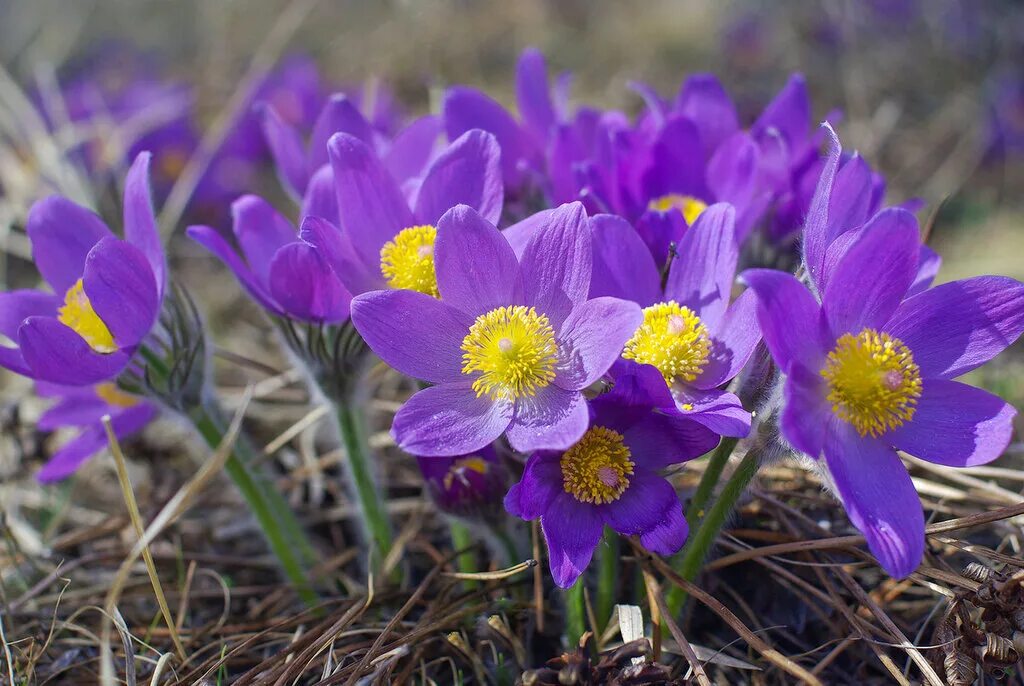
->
561;426;635;504
442;455;490;491
379;224;439;297
95;382;139;408
647;194;708;225
58;279;117;354
622;301;711;384
820;328;922;438
461;305;558;401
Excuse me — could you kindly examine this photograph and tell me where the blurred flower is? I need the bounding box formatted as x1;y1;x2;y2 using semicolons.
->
0;153;165;385
416;444;507;520
744;210;1024;578
34;381;156;482
505;360;718;587
352;202;642;457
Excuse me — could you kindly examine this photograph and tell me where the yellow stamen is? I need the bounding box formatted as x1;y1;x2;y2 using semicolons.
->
561;426;635;504
95;383;139;408
622;301;711;384
647;194;708;225
380;224;439;297
442;455;490;491
820;328;922;437
58;279;117;354
461;305;558;401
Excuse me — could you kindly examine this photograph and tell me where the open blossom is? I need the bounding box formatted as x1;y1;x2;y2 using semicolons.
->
34;382;157;482
505;360;719;587
743;209;1024;578
0;153;165;386
416;444;508;520
352;201;642;456
186;196;351;323
298;129;503;300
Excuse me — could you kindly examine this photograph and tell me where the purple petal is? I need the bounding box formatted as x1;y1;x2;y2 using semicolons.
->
621;412;720;469
38;394;110;429
37;403;157;482
82;238;159;348
635;208;686;267
507;385;589;453
443;86;530;188
639;499;690;556
502;208;554;259
516;47;557;140
519;202;592;327
604;471;681;540
676;73;738;155
824;419;924;579
328;132;414;267
640;114;705;200
0;290;60;339
185;225;280;314
413;129;503;226
300;164;340;227
555;297;642;391
231;195;297;286
752;74;810;152
27;196;113;293
801;123;842;294
308;94;374;171
707;132;759;210
603;359;679;412
664;203;737;329
122;152;166;297
890;380;1015;467
884;276;1024;379
351;289;471;383
741;268;828;371
392;381;513;457
822;208;920;338
384;114;441;182
908;245;941;297
260;103;310;197
504;452;564;521
267;242;351;323
541;493;604;588
298;214;383;296
694;289;761;389
588;214;661;305
434;205;521;318
780;363;830;458
18;317;131;385
672;387;751;437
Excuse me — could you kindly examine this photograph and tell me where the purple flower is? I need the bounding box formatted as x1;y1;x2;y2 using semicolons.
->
34;381;157;482
186;196;351;323
743;211;1024;578
351;202;643;456
505;204;761;437
505;360;719;587
301;128;502;298
0;153;165;386
416;445;507;519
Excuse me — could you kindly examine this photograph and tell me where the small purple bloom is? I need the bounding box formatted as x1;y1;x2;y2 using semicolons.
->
351;202;643;457
744;211;1024;578
416;444;507;520
0;153;165;386
505;360;719;587
34;381;157;482
186;196;351;324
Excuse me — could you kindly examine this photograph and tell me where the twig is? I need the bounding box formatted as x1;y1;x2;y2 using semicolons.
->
641;569;711;686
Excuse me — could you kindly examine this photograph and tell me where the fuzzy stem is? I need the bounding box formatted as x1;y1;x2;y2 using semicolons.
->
685;437;740;524
666;446;758;617
449;521;478;591
564;578;587;648
334;402;394;576
595;527;618;633
192;402;319;606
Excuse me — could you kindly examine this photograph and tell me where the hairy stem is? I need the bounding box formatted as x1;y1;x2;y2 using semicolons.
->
596;527;618;633
564;578;587;648
449;521;478;591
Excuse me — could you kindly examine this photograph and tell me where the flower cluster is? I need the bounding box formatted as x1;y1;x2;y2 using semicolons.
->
6;48;1023;592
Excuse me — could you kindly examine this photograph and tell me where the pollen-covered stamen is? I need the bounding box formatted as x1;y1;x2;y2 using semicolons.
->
379;224;439;297
622;301;711;384
821;328;923;438
560;426;635;504
442;455;490;491
58;279;117;354
647;193;708;225
95;383;139;408
461;305;558;401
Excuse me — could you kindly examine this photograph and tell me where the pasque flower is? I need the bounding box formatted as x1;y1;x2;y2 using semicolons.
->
34;382;157;482
0;152;165;385
186;196;351;324
743;210;1024;578
352;201;643;456
504;360;719;587
416;444;508;520
301;128;502;298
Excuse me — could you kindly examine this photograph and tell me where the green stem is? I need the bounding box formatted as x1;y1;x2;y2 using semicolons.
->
564;578;587;648
449;521;478;591
595;527;618;633
193;403;319;606
685;437;740;524
334;402;394;576
666;446;759;617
